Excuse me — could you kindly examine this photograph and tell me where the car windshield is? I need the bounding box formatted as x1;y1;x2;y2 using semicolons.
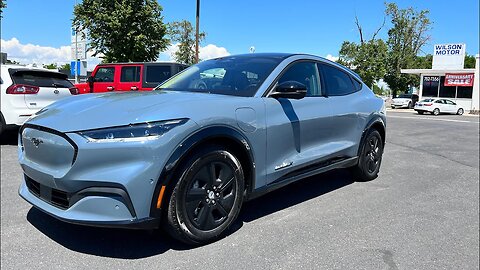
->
398;94;412;98
156;56;283;97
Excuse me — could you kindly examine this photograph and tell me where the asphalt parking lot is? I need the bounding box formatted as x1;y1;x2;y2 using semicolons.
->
1;110;479;270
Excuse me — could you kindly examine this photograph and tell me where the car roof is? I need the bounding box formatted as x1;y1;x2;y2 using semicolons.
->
97;61;187;66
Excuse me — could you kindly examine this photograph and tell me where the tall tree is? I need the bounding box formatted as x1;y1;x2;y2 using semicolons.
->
464;54;476;68
43;63;58;69
168;20;205;65
337;16;387;88
384;2;432;97
73;0;169;63
0;0;5;18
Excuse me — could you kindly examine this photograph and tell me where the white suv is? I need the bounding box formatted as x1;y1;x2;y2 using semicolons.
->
0;65;79;134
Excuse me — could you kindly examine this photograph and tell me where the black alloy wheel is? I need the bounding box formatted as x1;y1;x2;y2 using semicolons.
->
165;145;244;245
352;129;384;181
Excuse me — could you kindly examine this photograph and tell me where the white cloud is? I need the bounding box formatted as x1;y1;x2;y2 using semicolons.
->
325;54;339;62
158;43;230;62
1;37;101;71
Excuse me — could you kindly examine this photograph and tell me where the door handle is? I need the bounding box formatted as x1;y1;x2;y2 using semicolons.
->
130;86;138;91
107;86;114;91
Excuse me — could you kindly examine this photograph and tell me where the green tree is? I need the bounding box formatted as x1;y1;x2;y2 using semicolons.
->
73;0;169;63
43;63;58;69
59;63;71;71
168;20;205;65
0;0;5;18
384;2;432;97
464;54;476;68
338;39;388;88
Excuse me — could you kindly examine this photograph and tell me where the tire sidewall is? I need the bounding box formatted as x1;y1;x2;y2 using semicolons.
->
457;108;464;115
168;146;244;244
358;130;383;180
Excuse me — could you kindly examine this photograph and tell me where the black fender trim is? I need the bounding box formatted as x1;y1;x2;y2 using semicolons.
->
358;115;386;156
149;125;255;219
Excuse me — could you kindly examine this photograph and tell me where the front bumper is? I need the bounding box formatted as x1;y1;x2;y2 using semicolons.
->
17;121;197;229
391;103;410;108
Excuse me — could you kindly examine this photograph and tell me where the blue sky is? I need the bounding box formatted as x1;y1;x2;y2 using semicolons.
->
1;0;479;67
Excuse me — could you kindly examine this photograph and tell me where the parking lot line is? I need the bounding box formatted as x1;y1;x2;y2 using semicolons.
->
387;115;477;123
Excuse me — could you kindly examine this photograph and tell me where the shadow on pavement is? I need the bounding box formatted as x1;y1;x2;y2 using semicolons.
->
0;127;19;145
27;169;354;259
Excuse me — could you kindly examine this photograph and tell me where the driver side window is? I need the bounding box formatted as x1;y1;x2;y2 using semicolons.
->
278;62;321;97
94;67;115;82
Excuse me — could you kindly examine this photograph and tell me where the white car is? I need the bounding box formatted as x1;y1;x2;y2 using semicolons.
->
0;65;79;134
414;98;464;116
391;93;418;109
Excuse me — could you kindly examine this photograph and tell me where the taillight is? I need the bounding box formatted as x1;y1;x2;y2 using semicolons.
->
424;103;432;106
6;84;40;94
69;87;79;95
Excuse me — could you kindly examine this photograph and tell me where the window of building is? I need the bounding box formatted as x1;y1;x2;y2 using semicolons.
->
439;76;456;98
120;66;141;82
422;76;439;97
456;86;473;99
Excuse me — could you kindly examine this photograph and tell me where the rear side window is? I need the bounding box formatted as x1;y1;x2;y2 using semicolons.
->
320;64;356;96
120;66;141;82
94;67;115;82
11;70;73;88
146;66;171;83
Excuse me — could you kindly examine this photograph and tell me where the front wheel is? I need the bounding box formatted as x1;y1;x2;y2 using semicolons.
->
352;130;384;181
457;108;464;115
417;111;424;115
165;145;244;245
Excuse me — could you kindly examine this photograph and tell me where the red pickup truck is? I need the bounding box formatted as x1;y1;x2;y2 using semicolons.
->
75;62;188;94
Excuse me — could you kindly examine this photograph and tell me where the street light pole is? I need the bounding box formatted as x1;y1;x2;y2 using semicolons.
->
74;0;79;84
195;0;200;63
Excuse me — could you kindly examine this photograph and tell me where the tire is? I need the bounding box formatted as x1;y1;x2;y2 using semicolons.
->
433;108;440;116
0;112;5;136
457;108;464;115
417;111;424;115
352;130;384;182
164;145;244;245
407;101;412;109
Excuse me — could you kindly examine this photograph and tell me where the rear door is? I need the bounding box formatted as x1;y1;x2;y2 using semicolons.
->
11;70;73;109
91;66;117;92
116;65;142;91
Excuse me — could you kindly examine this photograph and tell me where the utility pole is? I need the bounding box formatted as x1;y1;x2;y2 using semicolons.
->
195;0;200;63
74;0;79;84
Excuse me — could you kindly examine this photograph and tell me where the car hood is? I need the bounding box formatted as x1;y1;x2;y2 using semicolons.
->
25;91;242;132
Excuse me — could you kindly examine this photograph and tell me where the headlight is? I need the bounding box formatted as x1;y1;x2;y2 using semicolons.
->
78;119;188;142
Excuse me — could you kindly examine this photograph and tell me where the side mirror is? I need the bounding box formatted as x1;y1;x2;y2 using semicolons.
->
87;76;94;84
270;81;307;99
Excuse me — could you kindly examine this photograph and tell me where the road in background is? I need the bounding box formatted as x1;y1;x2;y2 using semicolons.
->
1;111;479;269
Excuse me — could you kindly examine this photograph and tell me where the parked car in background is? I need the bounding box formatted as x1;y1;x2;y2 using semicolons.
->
0;65;79;135
414;98;464;115
391;93;419;109
18;53;386;245
75;62;188;94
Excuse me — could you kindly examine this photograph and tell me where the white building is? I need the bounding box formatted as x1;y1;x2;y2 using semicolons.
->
401;43;479;113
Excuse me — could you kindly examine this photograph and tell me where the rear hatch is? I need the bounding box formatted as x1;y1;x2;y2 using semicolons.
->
10;69;74;109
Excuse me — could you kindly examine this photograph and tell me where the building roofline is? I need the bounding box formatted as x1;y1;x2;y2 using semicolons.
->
401;68;476;75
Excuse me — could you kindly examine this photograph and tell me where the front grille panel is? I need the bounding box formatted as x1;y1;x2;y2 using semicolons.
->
25;175;69;209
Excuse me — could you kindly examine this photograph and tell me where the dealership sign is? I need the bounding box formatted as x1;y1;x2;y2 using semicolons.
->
444;73;475;87
432;43;466;70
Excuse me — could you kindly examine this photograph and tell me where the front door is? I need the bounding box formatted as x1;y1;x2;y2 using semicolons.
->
92;66;117;92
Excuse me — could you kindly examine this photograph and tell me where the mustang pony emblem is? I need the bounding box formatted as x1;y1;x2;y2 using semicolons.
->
31;138;43;148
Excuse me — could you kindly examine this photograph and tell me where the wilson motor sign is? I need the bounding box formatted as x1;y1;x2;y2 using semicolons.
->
432;43;466;70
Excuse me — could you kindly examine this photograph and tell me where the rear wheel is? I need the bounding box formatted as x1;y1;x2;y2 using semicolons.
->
457;108;464;115
352;130;384;181
433;108;440;116
165;145;244;245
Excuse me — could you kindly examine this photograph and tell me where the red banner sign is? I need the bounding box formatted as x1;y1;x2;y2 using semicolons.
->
444;73;475;86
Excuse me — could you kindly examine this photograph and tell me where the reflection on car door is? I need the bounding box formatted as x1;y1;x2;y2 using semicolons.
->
263;61;360;185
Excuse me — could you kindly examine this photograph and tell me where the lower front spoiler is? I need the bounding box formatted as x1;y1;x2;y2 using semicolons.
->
19;181;160;230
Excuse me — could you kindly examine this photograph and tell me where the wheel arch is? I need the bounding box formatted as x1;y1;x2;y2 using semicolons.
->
358;116;386;156
149;125;255;220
